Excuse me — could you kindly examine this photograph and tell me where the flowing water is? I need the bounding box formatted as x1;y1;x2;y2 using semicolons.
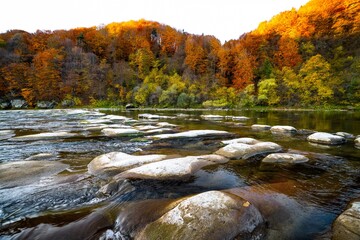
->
0;109;359;239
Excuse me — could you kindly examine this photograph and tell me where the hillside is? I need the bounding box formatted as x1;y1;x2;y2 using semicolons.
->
0;0;359;108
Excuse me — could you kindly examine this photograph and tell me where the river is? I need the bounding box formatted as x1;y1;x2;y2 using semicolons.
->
0;108;359;239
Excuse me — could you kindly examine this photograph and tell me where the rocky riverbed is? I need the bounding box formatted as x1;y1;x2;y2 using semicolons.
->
0;109;359;239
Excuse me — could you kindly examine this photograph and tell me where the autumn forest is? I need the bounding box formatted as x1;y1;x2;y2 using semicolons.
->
0;0;359;108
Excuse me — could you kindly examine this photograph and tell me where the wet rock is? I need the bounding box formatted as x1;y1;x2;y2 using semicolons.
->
137;191;265;240
60;99;75;108
355;136;360;149
332;200;360;240
0;99;11;109
0;130;15;140
222;137;260;145
88;152;168;177
251;124;271;131
335;132;355;139
231;116;250;121
149;129;230;140
138;113;161;119
307;132;346;145
0;160;69;188
11;99;28;109
101;128;142;137
270;125;297;134
215;141;282;160
25;152;58;161
36;101;57;109
262;153;309;164
115;155;228;181
100;115;130;121
125;103;136;109
145;128;176;135
11;131;77;141
156;122;178;128
200;114;224;121
225;184;309;239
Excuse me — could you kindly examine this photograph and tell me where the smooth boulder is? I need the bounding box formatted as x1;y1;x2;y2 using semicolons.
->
88;152;168;177
11;131;77;141
307;132;346;145
215;141;282;160
115;155;228;181
262;153;309;164
222;137;260;145
137;191;265;240
251;124;271;131
270;125;297;134
332;200;360;240
200;114;224;121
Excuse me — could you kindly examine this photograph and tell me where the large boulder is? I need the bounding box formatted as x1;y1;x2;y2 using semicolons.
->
149;130;230;140
215;141;282;160
137;191;265;240
222;137;260;145
262;153;309;164
10;99;28;109
88;152;168;177
307;132;346;145
332;200;360;240
251;124;271;131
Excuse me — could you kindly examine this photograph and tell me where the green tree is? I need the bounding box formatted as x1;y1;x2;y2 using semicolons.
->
257;78;280;106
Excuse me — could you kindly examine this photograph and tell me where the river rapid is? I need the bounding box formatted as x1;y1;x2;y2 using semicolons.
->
0;108;359;239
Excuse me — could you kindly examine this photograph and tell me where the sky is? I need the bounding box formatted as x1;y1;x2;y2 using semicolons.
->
1;0;310;43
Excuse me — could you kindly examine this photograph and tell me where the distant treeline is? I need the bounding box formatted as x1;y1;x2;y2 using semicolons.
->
0;0;359;108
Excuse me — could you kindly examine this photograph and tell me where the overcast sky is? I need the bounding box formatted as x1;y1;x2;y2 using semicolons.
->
1;0;309;42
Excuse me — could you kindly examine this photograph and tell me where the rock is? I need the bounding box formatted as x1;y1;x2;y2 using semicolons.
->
115;154;228;181
222;137;260;145
156;122;178;128
11;131;77;141
138;113;161;119
270;125;297;134
149;130;230;140
101;128;142;137
25;152;58;161
11;99;28;109
101;115;130;121
225;184;309;239
0;130;15;140
135;125;160;131
200;114;224;121
0;99;11;109
232;116;250;121
262;153;309;164
137;191;265;240
0;160;69;188
61;99;75;108
251;124;271;131
145;128;176;135
88;152;168;177
332;200;360;240
125;103;136;109
215;141;282;160
355;137;360;149
335;132;355;139
36;101;57;109
307;132;346;145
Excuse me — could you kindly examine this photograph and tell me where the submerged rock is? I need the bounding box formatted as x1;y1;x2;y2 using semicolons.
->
25;152;58;161
0;160;68;188
215;141;282;160
232;116;250;121
307;132;346;145
262;153;309;164
101;128;142;137
270;125;297;134
137;191;265;240
114;155;228;181
332;200;360;240
88;152;168;177
11;131;77;141
149;129;230;140
251;124;271;131
335;132;355;139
